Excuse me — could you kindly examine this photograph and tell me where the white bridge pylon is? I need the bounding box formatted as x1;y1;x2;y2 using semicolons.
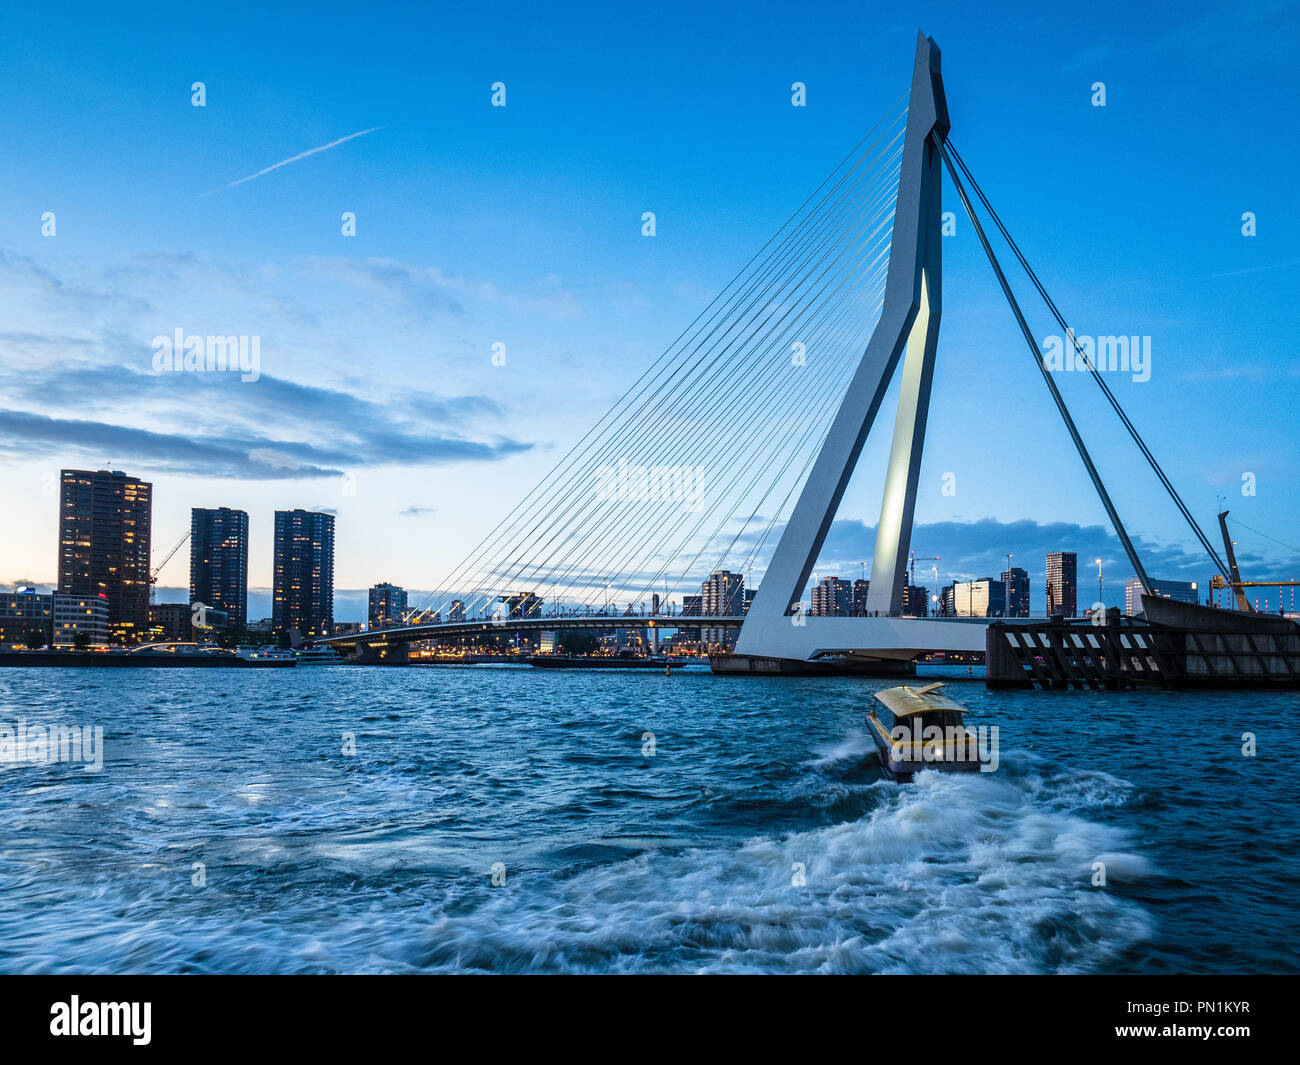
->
735;32;977;660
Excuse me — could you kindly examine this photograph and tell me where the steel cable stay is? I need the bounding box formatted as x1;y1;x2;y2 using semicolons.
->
548;209;899;609
944;139;1229;579
460;173;898;616
582;300;878;614
1225;516;1300;557
446;133;907;616
463;142;902;589
537;198;900;607
415;106;909;618
416;128;1211;624
407;101;907;614
468;161;903;613
723;282;905;588
601;272;889;611
412;101;908;613
539;246;890;613
939;140;1154;593
605;237;897;606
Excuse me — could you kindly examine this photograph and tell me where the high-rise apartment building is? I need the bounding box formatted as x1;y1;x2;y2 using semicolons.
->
701;570;744;648
1002;567;1030;618
57;469;152;641
272;509;335;638
852;579;870;616
811;576;851;616
190;507;249;630
901;584;929;617
369;582;408;628
701;570;745;615
1045;552;1078;618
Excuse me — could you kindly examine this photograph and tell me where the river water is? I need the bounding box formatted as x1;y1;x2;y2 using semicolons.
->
0;663;1294;974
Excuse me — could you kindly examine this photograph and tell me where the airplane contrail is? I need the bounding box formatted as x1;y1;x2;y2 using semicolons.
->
1210;258;1300;279
198;124;390;198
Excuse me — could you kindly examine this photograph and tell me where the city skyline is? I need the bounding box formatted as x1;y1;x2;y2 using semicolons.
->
15;462;1294;625
0;2;1297;605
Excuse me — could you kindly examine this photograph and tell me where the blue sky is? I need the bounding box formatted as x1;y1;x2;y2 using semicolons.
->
1;0;1297;619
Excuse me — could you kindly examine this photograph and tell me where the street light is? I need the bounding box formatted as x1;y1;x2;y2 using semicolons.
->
1096;558;1103;608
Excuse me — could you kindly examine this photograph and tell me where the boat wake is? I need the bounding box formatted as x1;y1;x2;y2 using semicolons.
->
413;754;1154;974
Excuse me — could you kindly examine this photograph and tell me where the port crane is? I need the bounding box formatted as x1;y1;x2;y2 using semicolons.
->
1209;511;1299;612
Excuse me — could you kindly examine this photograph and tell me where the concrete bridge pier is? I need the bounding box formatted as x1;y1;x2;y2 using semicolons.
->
354;640;411;665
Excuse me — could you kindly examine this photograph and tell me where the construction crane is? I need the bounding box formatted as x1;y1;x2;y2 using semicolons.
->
908;552;940;587
149;529;191;605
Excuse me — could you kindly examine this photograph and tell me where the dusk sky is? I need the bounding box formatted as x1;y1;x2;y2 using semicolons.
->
1;0;1296;619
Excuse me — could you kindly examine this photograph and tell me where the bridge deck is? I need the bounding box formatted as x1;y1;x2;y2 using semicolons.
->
314;614;1048;658
316;615;750;646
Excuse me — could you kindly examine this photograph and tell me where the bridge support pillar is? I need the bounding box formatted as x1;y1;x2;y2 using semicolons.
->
737;32;950;657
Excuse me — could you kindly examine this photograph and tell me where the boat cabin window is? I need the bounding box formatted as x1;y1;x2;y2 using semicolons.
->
896;710;966;733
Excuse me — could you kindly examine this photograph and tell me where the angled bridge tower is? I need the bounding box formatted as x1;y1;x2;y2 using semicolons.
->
735;32;960;665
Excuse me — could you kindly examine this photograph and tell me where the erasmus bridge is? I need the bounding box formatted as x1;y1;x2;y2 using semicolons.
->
316;33;1230;670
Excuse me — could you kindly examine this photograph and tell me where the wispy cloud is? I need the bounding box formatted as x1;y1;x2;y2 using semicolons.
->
0;359;530;480
307;256;581;322
0;391;530;480
198;125;390;198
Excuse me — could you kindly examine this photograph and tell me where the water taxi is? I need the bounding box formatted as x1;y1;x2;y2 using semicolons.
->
867;681;983;781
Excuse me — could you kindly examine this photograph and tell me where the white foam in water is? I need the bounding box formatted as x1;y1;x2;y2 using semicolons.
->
807;728;877;768
419;762;1155;974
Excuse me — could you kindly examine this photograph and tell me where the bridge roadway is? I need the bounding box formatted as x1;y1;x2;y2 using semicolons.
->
310;613;1020;662
310;614;750;649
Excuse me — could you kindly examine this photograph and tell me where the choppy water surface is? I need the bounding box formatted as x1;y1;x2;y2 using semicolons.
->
0;664;1295;974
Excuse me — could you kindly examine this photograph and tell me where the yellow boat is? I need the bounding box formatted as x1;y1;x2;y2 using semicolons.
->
867;682;983;781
